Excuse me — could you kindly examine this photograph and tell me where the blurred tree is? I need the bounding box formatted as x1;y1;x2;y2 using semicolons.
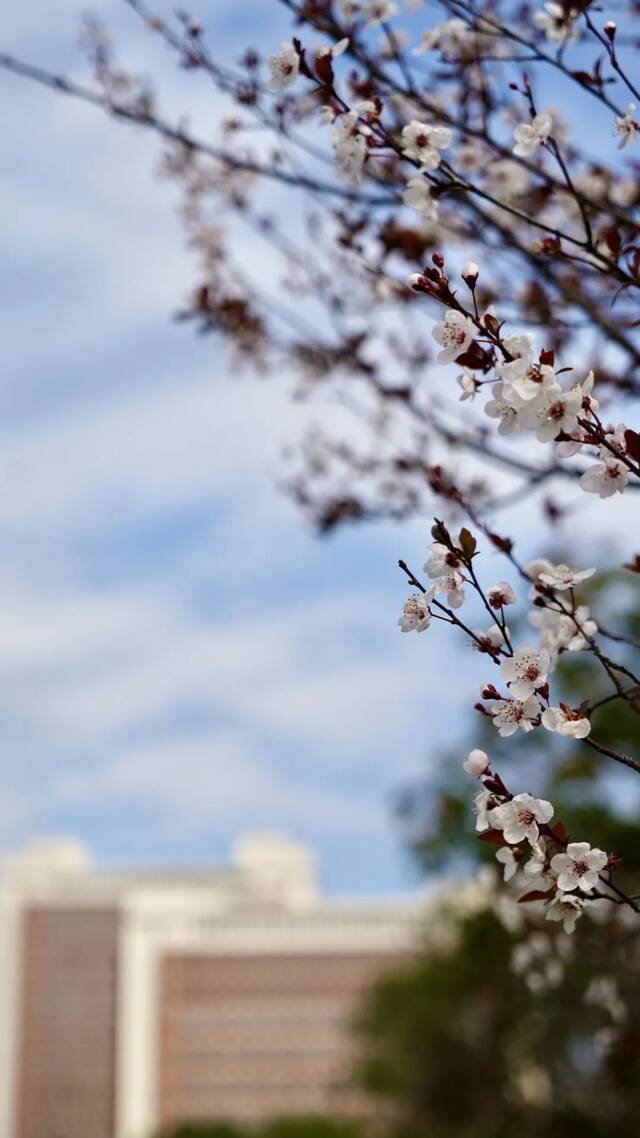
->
352;577;640;1138
157;1116;367;1138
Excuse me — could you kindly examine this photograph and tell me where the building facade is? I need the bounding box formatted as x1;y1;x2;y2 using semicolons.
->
0;835;425;1138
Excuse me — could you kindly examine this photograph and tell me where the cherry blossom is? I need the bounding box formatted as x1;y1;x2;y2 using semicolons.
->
463;748;490;777
398;586;436;632
338;1;361;19
432;310;477;364
473;788;494;832
485;159;530;200
579;456;629;498
500;645;551;700
512;112;553;157
413;18;470;57
432;569;466;609
361;0;398;27
332;111;369;182
423;541;462;578
537;563;595;591
400;120;452;169
584;977;627;1024
491;695;541;737
496;847;518;881
494;333;535;383
535;388;581;443
506;362;556;405
546;893;583;934
457;371;478;401
541;705;591;739
533;3;579;45
487;582;517;608
551;842;608;893
470;623;508;653
615;103;639;149
575;369;599;414
267;42;300;92
490;793;554;844
403;177;439;219
484;383;521;435
529;605;597;654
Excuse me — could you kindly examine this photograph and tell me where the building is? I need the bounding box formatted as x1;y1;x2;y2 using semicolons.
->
0;834;426;1138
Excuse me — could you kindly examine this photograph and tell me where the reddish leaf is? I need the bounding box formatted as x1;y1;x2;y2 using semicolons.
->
540;348;555;366
314;53;334;87
477;829;506;845
550;821;568;844
518;890;552;903
624;428;640;463
455;340;492;371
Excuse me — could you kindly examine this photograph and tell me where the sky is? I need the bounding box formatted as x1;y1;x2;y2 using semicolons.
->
0;1;637;894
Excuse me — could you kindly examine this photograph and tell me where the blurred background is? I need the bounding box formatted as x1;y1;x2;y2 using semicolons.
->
2;3;640;1138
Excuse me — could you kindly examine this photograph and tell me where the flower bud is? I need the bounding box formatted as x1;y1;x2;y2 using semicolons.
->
604;20;616;41
462;260;479;287
481;684;501;701
463;749;490;777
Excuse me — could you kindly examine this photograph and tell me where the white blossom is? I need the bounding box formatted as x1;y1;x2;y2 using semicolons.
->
457;370;478;401
338;0;361;18
433;569;466;609
541;705;591;739
538;563;595;591
500;645;551;700
267;42;300;92
585;977;627;1024
491;792;554;844
551;842;608;893
533;3;579;45
546;892;583;934
529;604;597;653
580;457;629;498
473;788;494;832
398;586;436;632
507;362;557;406
413;18;470;57
535;388;581;442
574;369;599;414
485;159;530;200
423;542;461;578
332;111;369;182
471;623;508;653
496;847;518;881
401;120;452;169
432;309;476;363
361;0;398;27
494;334;536;384
463;748;490;777
491;695;541;737
484;382;521;435
513;112;553;157
526;558;554;585
615;103;639;149
487;581;516;608
403;177;439;219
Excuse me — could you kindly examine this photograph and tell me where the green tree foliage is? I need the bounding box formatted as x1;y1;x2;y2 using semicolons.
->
158;1116;367;1138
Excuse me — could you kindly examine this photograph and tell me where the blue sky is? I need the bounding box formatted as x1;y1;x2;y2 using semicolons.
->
1;1;637;893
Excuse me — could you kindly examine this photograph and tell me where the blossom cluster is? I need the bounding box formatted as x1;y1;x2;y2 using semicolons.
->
409;260;640;502
467;750;612;935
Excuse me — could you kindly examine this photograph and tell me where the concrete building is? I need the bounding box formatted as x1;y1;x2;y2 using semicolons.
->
0;834;425;1138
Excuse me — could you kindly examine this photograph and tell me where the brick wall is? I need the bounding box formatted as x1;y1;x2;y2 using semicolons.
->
17;906;119;1138
159;950;405;1127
